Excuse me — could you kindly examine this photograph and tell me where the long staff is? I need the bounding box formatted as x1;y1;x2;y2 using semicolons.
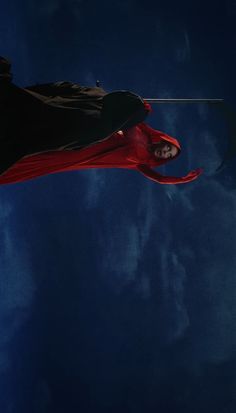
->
144;98;224;104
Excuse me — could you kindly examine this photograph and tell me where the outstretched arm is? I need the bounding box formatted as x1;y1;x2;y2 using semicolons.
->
137;165;203;184
25;81;107;98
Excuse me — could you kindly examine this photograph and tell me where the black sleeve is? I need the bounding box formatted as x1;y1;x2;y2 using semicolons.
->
25;81;107;99
101;91;149;132
25;81;86;97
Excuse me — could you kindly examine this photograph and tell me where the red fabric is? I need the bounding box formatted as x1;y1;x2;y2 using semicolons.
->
137;165;203;184
143;100;152;113
0;123;203;185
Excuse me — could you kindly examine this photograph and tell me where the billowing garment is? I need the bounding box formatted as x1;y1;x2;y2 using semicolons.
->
0;122;202;185
0;80;148;173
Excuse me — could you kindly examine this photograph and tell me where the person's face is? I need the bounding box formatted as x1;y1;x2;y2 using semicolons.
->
154;143;178;160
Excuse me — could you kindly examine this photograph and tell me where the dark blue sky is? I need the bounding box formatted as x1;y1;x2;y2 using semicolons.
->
0;1;235;412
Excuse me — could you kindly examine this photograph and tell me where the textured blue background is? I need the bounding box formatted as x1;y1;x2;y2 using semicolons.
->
0;1;235;412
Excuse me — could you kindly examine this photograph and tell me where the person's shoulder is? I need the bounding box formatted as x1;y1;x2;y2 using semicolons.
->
137;123;156;134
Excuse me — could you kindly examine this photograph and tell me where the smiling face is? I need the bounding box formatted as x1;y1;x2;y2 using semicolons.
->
154;142;179;160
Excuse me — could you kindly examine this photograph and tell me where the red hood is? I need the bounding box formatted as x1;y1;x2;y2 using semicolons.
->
136;123;202;184
137;123;181;166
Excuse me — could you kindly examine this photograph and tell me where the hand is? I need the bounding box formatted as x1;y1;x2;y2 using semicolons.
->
193;168;204;175
143;100;152;112
117;130;124;137
186;168;204;179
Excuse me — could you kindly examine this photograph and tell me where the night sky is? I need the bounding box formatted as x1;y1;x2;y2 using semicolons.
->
0;1;236;412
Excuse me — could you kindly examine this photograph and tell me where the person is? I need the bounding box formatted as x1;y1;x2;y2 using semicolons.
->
0;56;202;185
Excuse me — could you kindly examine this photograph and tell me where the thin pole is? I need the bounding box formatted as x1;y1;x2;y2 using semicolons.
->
144;98;224;103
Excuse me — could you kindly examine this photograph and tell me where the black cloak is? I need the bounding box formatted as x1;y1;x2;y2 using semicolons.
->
0;79;148;174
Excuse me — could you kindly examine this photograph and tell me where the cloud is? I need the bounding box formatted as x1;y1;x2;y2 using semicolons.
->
185;130;221;175
168;253;189;339
198;132;222;173
175;30;191;63
197;102;210;121
157;99;180;137
26;0;61;17
98;184;157;295
33;380;52;413
72;100;234;360
152;216;190;341
40;1;60;16
0;202;35;372
134;274;151;299
81;169;108;209
0;352;10;373
101;220;141;288
96;182;189;311
25;0;85;20
151;176;236;354
0;228;35;313
96;166;236;361
137;185;158;247
174;179;236;363
84;71;98;87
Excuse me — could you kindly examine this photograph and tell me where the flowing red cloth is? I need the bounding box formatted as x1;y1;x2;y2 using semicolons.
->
0;123;202;185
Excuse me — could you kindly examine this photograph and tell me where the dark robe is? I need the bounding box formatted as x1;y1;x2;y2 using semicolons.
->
0;79;148;174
